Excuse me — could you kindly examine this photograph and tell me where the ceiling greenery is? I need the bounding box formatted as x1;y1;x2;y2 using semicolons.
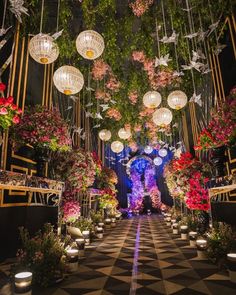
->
14;0;234;148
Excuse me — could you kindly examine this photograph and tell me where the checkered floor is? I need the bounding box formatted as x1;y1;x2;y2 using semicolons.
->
1;215;236;294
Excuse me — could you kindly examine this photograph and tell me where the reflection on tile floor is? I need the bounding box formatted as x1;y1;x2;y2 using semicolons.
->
2;215;236;294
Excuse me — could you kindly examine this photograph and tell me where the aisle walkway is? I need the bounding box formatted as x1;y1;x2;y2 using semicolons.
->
36;215;235;295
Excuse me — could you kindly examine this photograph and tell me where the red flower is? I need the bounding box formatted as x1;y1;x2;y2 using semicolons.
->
7;96;14;104
0;83;6;92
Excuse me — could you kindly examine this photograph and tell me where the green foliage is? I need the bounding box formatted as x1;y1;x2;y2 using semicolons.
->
207;222;236;265
73;217;93;231
90;210;103;224
16;224;65;287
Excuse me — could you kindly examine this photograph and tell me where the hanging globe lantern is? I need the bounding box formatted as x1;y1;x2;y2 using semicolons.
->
144;145;153;154
154;157;163;166
76;30;105;60
143;91;162;109
153;108;173;126
28;33;59;64
159;148;168;157
53;65;84;95
118;128;131;140
111;141;124;153
167;90;187;110
99;129;111;141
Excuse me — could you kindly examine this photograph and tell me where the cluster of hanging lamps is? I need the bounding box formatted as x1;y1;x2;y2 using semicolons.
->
111;141;124;153
76;30;105;60
53;65;84;95
29;33;59;64
159;148;168;157
118;128;131;140
154;157;163;166
98;129;111;141
143;91;162;109
144;145;153;154
167;90;187;110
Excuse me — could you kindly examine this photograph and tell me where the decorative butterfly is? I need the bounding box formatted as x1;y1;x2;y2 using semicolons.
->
86;86;95;92
66;105;73;111
70;96;78;102
184;32;199;39
100;104;110;112
80;133;86;140
95;112;103;120
160;31;179;44
192;50;206;62
172;123;178;128
173;71;184;77
155;54;172;67
9;0;29;23
92;124;101;129
0;26;12;37
214;43;226;55
208;19;220;36
110;99;117;104
73;127;83;135
201;64;211;74
197;29;208;42
85;111;93;118
52;29;63;40
189;93;202;107
86;102;93;107
182;6;195;12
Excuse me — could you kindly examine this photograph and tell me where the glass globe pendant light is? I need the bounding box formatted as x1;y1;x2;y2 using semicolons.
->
76;30;105;60
154;157;163;166
28;0;59;64
167;90;187;110
153;107;173;127
144;145;153;154
143;91;162;109
159;148;168;157
53;65;84;95
118;128;131;140
111;141;124;153
99;129;111;141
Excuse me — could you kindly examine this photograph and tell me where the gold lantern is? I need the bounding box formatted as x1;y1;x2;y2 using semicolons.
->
53;65;84;95
76;30;105;60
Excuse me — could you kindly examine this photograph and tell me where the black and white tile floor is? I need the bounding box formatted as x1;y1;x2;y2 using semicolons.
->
1;215;236;294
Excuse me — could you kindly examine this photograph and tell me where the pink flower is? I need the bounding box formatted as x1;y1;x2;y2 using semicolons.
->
92;59;110;81
12;115;20;124
0;107;8;115
106;77;121;91
128;91;138;105
132;51;146;62
129;0;154;17
106;108;122;121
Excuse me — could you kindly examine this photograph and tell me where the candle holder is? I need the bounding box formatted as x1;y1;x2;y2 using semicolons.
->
75;238;85;259
171;219;176;229
96;227;104;239
82;230;90;246
196;239;208;259
105;218;111;229
14;272;32;295
172;223;179;235
166;217;171;227
189;231;198;247
66;249;79;272
227;253;236;283
180;225;188;240
111;218;116;227
116;213;122;221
